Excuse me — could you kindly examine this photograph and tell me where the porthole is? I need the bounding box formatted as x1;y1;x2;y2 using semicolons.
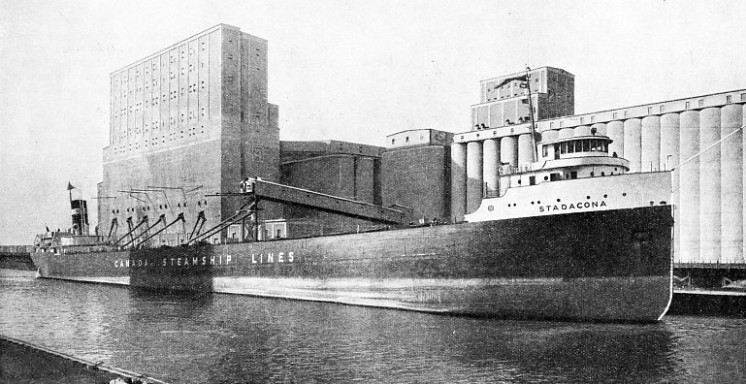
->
544;176;549;181
531;201;534;205
603;194;608;198
587;196;591;200
622;193;627;197
557;199;561;202
488;205;494;212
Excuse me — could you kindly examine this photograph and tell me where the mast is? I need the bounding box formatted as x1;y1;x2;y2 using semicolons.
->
525;67;538;162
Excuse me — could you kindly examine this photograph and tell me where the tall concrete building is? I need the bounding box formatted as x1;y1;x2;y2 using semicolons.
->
452;67;746;270
98;24;280;246
382;129;453;223
471;67;575;130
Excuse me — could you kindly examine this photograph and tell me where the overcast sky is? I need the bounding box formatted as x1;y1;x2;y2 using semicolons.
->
1;0;745;244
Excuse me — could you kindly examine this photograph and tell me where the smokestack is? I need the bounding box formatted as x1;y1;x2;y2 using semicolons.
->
71;199;89;236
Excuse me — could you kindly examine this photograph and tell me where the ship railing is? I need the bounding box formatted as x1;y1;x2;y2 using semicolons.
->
484;189;501;199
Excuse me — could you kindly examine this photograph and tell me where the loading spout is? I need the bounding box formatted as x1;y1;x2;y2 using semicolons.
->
134;213;185;248
114;217;147;246
188;211;207;242
186;202;255;245
107;218;119;242
120;215;163;249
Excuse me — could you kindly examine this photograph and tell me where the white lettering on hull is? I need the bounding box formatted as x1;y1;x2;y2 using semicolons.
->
539;200;606;213
113;251;294;268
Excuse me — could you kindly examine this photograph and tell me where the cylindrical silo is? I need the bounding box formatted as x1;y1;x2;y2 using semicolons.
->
660;114;680;171
679;110;700;263
700;107;721;263
450;143;466;222
500;136;518;168
741;104;746;263
623;118;642;173
483;139;499;194
466;141;483;214
607;120;624;158
517;134;534;167
743;104;746;263
574;125;591;136
641;116;661;172
660;113;680;260
591;123;607;137
721;105;743;263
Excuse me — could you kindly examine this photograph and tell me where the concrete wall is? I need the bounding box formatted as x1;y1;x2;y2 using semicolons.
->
280;153;382;238
100;25;280;245
450;143;466;222
382;145;451;223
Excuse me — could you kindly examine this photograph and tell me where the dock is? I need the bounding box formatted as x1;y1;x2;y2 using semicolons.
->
0;335;168;384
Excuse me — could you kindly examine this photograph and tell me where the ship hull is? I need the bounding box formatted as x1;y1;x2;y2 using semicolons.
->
31;205;673;322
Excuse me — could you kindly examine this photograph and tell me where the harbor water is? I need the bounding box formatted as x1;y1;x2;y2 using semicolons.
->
1;270;744;384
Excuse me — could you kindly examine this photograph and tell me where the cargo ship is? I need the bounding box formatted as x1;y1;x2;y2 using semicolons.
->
31;132;674;322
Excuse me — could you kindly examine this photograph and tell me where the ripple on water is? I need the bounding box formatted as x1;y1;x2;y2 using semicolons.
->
2;275;745;384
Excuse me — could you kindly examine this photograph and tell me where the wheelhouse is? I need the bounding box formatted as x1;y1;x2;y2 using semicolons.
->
541;135;615;161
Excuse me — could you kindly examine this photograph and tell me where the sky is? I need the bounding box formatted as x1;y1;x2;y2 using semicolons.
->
1;0;745;244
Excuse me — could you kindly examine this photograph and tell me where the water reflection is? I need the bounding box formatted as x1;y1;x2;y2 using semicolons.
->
2;274;743;384
112;288;680;383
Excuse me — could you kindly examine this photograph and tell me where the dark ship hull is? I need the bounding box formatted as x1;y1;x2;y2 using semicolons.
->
31;205;673;322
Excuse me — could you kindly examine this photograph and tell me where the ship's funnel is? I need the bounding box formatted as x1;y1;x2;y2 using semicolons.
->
71;199;89;236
